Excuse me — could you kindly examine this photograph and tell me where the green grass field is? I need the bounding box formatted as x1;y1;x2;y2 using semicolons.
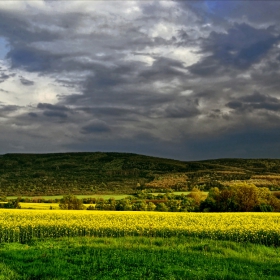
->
0;236;279;280
7;194;131;200
6;193;193;200
19;203;96;210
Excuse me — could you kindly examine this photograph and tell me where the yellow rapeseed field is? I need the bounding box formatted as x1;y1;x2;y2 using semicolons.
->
0;210;280;245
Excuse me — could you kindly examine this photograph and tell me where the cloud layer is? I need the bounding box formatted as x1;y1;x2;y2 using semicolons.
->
0;1;280;160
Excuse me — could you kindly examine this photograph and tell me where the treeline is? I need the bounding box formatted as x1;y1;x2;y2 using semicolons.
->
2;184;280;212
201;183;280;212
57;192;205;212
58;184;280;212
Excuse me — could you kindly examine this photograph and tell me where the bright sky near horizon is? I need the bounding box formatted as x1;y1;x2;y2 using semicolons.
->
0;1;280;160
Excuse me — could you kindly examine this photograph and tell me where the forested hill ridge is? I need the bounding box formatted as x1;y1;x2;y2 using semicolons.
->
1;152;280;196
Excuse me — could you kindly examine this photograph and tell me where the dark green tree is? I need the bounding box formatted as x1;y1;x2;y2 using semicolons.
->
132;200;147;211
155;202;169;212
59;195;85;210
116;199;132;211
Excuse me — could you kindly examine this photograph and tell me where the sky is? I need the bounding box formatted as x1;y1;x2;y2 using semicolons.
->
0;0;280;160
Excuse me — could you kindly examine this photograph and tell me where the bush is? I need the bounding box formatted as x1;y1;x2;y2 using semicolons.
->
59;195;85;210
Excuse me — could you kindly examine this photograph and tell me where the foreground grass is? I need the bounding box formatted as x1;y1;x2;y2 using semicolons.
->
0;236;280;280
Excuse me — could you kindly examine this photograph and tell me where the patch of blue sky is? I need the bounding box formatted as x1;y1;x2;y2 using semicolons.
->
0;37;9;60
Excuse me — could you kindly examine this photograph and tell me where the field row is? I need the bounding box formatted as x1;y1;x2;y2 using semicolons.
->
1;210;280;245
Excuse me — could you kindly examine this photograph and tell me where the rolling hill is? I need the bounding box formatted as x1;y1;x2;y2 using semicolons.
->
1;152;280;196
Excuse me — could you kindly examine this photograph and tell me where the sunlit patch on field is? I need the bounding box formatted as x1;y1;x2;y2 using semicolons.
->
0;210;280;246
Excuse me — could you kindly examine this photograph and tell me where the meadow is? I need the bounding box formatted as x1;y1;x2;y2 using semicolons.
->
1;236;280;280
6;192;191;201
6;194;131;201
1;210;280;279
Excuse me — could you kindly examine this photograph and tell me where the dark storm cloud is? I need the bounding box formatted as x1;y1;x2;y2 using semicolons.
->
81;121;111;134
188;56;222;76
0;10;60;44
7;46;68;72
36;103;70;119
164;99;200;119
79;106;138;119
186;128;280;160
1;1;280;159
189;23;279;76
43;110;68;119
226;92;280;112
65;58;177;110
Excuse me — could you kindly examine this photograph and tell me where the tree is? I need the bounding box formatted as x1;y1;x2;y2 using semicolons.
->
147;202;156;211
232;183;259;212
116;199;132;211
107;198;117;210
59;195;85;210
132;200;147;211
2;197;21;209
187;188;206;210
95;198;106;210
155;202;169;212
166;199;181;212
181;197;196;212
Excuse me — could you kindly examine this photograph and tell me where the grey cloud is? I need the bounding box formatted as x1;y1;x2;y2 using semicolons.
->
37;103;70;111
65;58;176;110
226;101;243;109
177;29;189;41
20;77;34;86
189;23;279;77
79;106;137;119
226;92;280;112
43;110;68;119
7;46;68;72
0;105;20;116
139;57;186;81
164;100;200;118
186;128;280;160
81;121;111;134
37;103;70;119
28;112;38;118
1;1;280;160
0;72;13;83
203;2;280;27
0;11;60;44
188;56;222;76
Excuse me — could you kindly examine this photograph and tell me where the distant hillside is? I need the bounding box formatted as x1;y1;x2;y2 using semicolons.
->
1;152;280;196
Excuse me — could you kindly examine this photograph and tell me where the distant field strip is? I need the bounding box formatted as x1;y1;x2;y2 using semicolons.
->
0;210;280;245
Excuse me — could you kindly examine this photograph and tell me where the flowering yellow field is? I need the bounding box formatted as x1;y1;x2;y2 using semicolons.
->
0;210;280;245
